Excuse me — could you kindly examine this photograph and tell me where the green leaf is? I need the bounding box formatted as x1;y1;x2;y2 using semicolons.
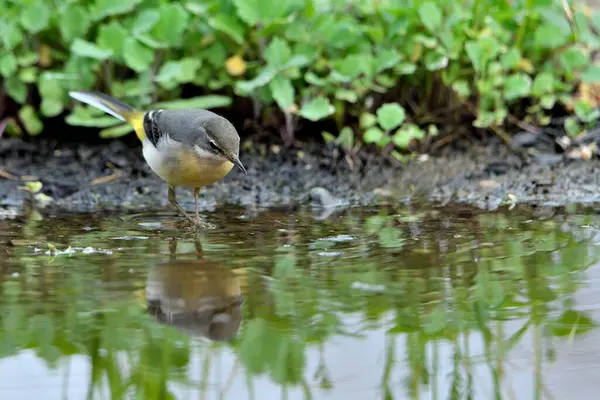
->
322;131;335;143
133;9;160;34
540;94;556;109
564;116;582;137
465;41;484;72
233;0;290;26
155;58;201;88
305;72;327;87
236;66;277;93
99;123;134;138
41;100;64;117
269;76;295;110
4;76;27;104
265;38;292;67
209;14;245;45
396;62;417;75
18;52;39;67
19;67;37;83
531;72;554;96
338;126;354;149
65;113;122;128
152;4;189;46
503;73;532;101
283;54;310;69
155;62;182;89
122;38;153;72
373;49;402;73
581;66;600;83
413;33;437;48
60;6;90;41
20;1;50;33
179;58;202;82
394;124;425;148
71;39;113;60
452;80;471;98
376;103;406;131
0;22;24;50
18;105;43;136
335;89;358;103
233;0;260;25
535;23;569;49
560;47;589;72
500;48;521;70
203;42;227;67
153;96;232;110
0;54;18;77
333;54;371;79
299;97;335;121
424;52;448;71
574;99;600;123
97;22;128;56
91;0;142;19
360;113;377;129
540;8;572;34
38;72;63;105
418;2;442;32
363;127;384;144
465;37;500;72
64;56;96;89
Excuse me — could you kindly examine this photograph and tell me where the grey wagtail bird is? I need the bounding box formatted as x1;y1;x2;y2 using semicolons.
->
68;91;246;227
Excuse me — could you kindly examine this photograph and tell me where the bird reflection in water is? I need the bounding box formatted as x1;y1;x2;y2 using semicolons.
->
145;236;244;341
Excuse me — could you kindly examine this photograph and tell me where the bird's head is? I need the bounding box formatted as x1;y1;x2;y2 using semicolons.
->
194;114;246;174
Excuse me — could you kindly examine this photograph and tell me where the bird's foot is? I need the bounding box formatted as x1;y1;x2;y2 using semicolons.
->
176;216;215;231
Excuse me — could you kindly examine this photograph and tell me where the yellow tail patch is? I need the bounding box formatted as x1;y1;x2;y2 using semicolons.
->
124;112;147;142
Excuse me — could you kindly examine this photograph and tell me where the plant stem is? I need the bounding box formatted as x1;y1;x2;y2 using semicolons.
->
472;0;482;29
515;0;534;49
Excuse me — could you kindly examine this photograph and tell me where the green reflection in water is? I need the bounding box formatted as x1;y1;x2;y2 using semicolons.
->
0;204;599;399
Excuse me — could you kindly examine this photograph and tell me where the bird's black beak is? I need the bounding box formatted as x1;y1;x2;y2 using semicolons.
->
230;155;247;174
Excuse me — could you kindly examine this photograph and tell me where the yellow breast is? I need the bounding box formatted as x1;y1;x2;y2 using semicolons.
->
169;150;234;187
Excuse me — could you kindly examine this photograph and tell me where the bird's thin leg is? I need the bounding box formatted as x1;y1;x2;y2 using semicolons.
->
168;185;194;223
193;187;201;224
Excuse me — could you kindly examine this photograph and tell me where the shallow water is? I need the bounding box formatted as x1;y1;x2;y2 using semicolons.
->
1;203;600;400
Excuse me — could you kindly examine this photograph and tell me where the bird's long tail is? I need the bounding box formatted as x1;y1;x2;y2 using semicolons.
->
68;90;146;141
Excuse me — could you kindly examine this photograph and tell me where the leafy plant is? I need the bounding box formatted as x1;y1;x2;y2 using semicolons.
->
0;0;599;155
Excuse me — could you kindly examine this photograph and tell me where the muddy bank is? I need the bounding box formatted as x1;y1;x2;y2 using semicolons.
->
0;137;396;216
393;137;600;210
1;135;600;217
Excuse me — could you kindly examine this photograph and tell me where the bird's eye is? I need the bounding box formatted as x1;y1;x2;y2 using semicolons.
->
209;140;220;152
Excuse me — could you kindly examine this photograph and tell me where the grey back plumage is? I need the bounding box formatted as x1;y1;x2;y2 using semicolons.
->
143;108;240;157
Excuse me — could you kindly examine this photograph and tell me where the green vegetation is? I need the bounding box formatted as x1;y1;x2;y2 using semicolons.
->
1;205;599;398
1;0;599;157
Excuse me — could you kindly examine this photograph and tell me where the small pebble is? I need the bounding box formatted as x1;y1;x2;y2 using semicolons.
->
510;131;538;149
479;180;501;190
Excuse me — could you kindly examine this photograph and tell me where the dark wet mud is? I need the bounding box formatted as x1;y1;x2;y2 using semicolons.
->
393;138;600;210
2;135;600;216
0;137;395;215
